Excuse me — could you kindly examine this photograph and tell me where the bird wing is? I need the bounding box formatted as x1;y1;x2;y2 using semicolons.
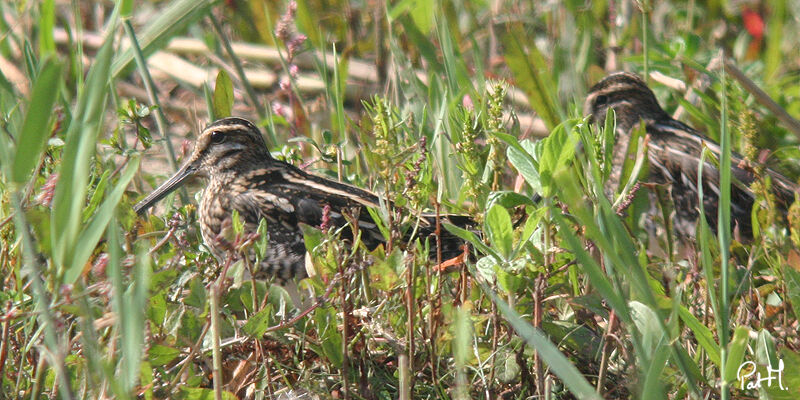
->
645;119;798;236
230;189;308;281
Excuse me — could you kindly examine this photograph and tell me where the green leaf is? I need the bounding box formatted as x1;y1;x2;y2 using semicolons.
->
180;387;238;400
120;0;134;18
500;134;542;194
443;222;501;261
370;249;401;291
231;209;243;235
724;326;750;383
148;345;180;367
147;292;167;326
763;349;800;398
12;58;61;185
785;265;800;322
486;191;537;210
241;307;273;338
679;306;721;366
485;204;513;259
629;301;663;359
212;70;233;119
178;309;204;344
314;307;343;368
184;278;206;309
539;122;579;197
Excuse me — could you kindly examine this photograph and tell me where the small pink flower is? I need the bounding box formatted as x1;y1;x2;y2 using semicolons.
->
280;77;291;91
92;253;110;279
320;204;332;232
36;173;59;207
462;95;474;111
272;102;287;117
287;34;307;58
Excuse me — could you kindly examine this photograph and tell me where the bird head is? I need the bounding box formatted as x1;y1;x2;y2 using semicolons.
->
133;117;270;215
584;72;670;133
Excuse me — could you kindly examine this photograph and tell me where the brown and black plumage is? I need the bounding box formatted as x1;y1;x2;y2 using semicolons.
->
134;117;472;282
584;72;798;239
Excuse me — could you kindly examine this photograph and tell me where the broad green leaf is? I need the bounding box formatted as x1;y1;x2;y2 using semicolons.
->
763;350;800;398
630;301;662;359
539;122;579;196
212;70;233;119
507;146;542;194
184;278;207;309
148;345;180;367
241;307;274;338
724;326;750;383
485;204;513;259
679;306;721;366
314;307;343;368
180;387;238;400
486;191;537;210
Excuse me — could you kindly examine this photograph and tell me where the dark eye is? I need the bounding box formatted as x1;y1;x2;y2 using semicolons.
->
595;94;608;106
210;131;226;144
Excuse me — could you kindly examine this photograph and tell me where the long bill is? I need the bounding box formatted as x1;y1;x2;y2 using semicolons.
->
133;163;197;215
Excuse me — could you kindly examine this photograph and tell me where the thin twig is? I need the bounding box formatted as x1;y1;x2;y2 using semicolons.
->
596;311;618;395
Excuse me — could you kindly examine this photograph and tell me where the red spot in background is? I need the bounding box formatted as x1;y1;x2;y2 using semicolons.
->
743;7;764;41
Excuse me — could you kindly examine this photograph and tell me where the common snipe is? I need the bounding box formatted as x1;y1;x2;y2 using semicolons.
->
584;72;798;239
134;117;473;282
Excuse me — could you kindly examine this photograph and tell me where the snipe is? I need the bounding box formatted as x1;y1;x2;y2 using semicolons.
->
134;117;473;281
584;72;798;240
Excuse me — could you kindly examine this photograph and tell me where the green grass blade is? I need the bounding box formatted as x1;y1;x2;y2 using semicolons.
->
50;18;117;275
111;0;214;78
12;57;61;185
66;156;140;284
38;0;56;55
679;305;721;366
122;244;151;392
